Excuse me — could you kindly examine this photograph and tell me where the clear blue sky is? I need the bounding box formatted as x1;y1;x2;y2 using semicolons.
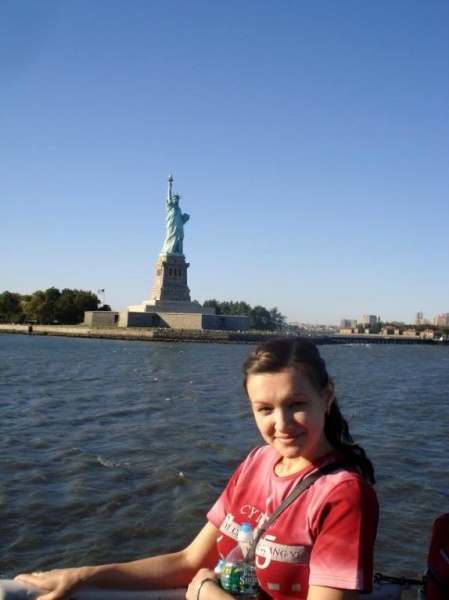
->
1;0;448;325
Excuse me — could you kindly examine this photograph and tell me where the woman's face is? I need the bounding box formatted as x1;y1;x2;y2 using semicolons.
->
246;366;334;470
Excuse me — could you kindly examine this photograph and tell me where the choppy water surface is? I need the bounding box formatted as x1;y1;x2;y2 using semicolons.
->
1;334;448;598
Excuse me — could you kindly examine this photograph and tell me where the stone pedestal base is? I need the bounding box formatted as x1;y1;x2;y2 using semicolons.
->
127;300;215;315
126;252;216;323
121;246;253;330
150;255;191;302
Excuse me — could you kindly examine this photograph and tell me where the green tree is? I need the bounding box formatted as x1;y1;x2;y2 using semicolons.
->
0;291;25;323
73;289;100;320
203;299;222;315
231;301;251;315
203;299;285;331
269;307;287;331
98;304;112;312
40;287;61;324
203;299;251;316
250;305;272;330
22;290;48;323
55;289;99;324
54;288;78;323
21;287;100;324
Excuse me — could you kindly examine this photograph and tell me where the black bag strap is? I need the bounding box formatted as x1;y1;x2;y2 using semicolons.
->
246;460;347;562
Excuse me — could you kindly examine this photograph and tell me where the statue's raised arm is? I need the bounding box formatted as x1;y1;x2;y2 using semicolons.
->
167;174;173;203
161;174;190;256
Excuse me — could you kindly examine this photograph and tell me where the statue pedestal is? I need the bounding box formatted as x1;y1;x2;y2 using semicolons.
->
127;254;214;316
127;299;215;315
150;255;191;302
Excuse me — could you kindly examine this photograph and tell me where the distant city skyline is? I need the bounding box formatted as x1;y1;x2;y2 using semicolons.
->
294;309;449;329
337;311;449;328
1;2;448;325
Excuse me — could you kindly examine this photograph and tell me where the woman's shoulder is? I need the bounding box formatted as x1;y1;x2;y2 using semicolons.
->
313;453;379;513
223;446;277;492
239;445;278;472
247;444;277;461
316;450;365;478
313;451;377;496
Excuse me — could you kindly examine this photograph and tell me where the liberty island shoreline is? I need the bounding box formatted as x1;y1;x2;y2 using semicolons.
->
4;174;447;337
0;323;447;345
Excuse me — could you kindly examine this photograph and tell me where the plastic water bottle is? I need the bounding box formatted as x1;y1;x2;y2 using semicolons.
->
214;558;224;577
220;523;259;598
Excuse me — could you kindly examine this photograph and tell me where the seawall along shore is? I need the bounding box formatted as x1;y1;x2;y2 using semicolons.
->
0;324;447;345
0;324;267;344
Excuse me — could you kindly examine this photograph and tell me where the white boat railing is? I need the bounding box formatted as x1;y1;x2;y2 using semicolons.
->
0;579;405;600
0;581;187;600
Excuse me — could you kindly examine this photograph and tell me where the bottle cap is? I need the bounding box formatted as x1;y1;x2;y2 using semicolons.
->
238;522;253;542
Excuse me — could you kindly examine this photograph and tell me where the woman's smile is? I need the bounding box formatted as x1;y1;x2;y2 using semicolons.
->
275;433;304;444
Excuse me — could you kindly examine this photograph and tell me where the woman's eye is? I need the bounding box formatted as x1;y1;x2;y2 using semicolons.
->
290;401;306;409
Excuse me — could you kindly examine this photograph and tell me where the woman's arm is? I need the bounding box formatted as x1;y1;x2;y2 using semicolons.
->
15;521;220;600
186;568;234;600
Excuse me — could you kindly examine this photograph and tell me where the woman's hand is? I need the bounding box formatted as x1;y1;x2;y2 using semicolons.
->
14;567;83;600
186;568;219;600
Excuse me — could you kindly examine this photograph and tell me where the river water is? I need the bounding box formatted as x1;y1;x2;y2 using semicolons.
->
1;334;448;598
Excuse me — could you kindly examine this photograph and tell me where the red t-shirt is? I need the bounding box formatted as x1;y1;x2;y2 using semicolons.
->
207;446;378;599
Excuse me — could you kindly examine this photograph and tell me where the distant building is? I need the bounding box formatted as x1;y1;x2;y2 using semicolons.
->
434;313;449;327
340;319;357;328
421;329;441;339
403;329;420;337
415;311;424;325
362;315;378;326
339;328;356;335
381;326;401;336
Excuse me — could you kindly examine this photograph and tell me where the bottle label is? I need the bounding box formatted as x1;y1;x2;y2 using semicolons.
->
221;563;260;597
240;564;259;595
220;562;245;594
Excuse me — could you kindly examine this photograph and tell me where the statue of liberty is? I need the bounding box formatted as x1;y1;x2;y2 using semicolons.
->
161;174;190;256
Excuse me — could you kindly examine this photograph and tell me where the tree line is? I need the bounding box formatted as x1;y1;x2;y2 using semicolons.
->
0;288;108;325
203;299;287;331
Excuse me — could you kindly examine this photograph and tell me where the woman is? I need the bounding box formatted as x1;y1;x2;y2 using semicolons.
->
16;338;378;600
